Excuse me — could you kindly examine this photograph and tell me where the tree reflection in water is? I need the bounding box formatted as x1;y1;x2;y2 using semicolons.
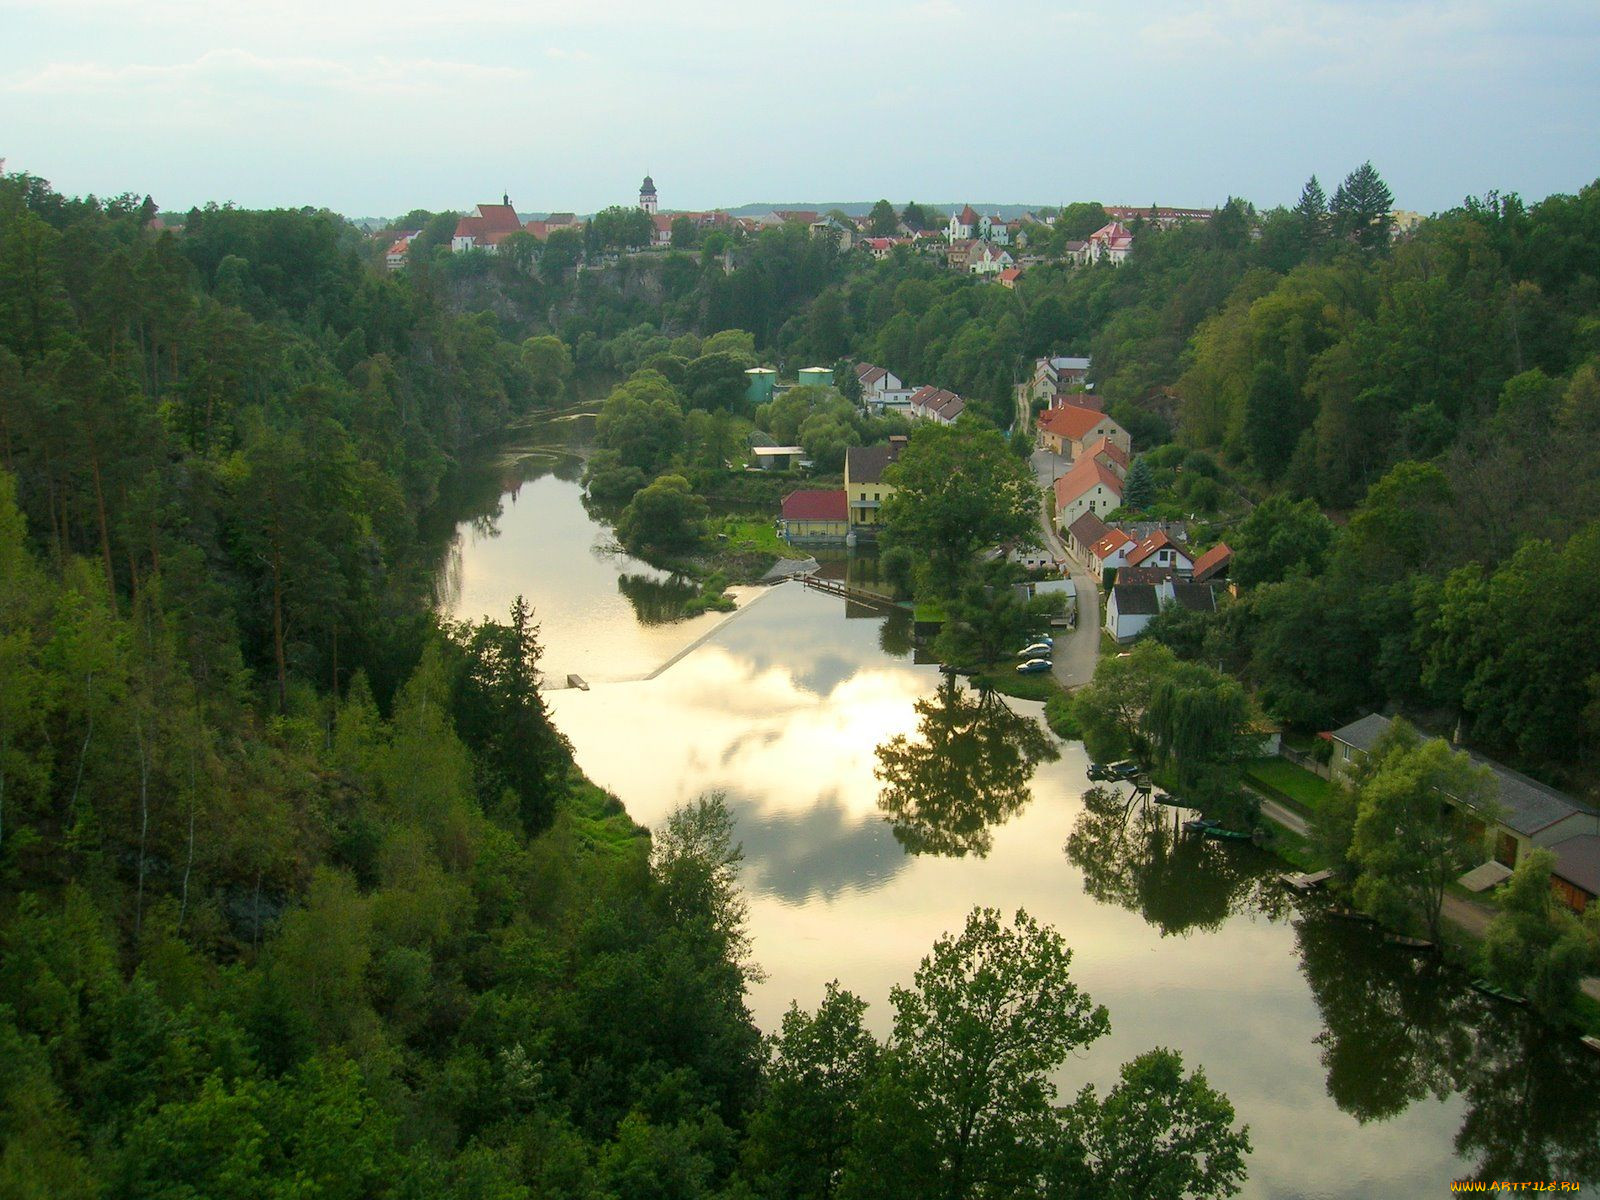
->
1064;785;1283;936
1295;911;1600;1182
616;572;701;625
873;675;1059;857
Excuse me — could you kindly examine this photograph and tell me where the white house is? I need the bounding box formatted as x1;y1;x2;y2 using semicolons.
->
1123;529;1194;577
947;204;979;241
1086;220;1135;264
1105;580;1217;643
855;363;915;413
451;196;524;254
968;242;1015;276
908;386;964;424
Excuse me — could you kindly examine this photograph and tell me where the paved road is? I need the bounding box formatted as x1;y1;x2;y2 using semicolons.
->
1029;447;1099;690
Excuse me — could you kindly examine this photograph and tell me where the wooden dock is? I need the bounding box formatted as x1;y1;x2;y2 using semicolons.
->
799;576;904;614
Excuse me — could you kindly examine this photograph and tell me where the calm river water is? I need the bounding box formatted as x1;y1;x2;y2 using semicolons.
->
435;434;1600;1198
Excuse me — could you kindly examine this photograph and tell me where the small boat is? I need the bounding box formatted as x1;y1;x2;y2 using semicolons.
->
1470;978;1528;1006
1384;934;1436;953
1279;869;1335;892
1153;792;1187;807
1181;818;1219;835
1329;905;1376;924
1581;1036;1600;1056
1203;826;1254;842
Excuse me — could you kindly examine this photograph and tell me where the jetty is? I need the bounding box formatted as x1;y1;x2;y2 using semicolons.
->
800;575;904;614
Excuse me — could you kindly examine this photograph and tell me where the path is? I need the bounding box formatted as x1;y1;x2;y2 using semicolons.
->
1249;784;1502;941
1029;447;1099;689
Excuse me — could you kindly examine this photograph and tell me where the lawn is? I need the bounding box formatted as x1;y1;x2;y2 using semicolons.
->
717;516;788;560
1244;756;1335;816
972;670;1062;704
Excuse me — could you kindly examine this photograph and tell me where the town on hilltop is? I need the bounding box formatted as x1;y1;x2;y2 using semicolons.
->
378;176;1226;286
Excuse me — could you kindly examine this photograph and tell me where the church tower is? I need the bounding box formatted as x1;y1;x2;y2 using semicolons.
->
639;175;658;215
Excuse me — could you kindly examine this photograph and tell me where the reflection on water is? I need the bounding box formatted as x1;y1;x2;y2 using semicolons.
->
874;675;1060;857
1065;787;1286;937
431;431;754;683
617;572;702;625
438;440;1600;1197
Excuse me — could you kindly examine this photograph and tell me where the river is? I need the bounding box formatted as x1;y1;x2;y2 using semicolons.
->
434;431;1600;1198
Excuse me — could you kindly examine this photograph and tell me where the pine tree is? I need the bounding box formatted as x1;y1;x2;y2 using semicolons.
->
1121;457;1155;511
1329;162;1394;250
1293;175;1327;254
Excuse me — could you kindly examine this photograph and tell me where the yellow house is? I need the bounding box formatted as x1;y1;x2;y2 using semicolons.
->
844;436;907;528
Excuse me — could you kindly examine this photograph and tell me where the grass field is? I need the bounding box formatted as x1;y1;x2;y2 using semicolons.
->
972;670;1062;704
1245;756;1335;816
717;516;789;560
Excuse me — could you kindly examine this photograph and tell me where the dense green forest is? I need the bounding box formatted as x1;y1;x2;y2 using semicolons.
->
0;175;1262;1197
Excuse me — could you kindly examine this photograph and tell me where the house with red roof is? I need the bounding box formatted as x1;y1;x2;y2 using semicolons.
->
452;195;525;254
996;266;1022;289
1036;403;1129;457
779;489;849;545
1084;220;1134;264
946;205;980;241
1123;529;1194;577
1191;542;1233;584
1089;527;1136;575
1054;456;1124;531
384;231;418;272
1086;436;1129;477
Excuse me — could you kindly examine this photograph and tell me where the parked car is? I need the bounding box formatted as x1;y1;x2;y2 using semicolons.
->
1018;642;1053;658
1015;658;1052;674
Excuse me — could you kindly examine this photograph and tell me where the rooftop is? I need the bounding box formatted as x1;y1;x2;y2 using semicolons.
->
1328;714;1597;836
781;489;847;522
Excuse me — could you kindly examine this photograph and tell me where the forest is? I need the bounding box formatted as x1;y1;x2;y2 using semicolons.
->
0;174;1264;1197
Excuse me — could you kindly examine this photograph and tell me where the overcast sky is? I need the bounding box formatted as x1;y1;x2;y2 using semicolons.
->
4;0;1597;219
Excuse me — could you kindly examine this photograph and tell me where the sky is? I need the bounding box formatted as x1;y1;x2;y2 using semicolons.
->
3;0;1597;219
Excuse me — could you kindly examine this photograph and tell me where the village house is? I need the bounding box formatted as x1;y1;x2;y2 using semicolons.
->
650;214;674;248
451;196;524;253
1191;542;1233;584
908;386;964;424
855;363;915;413
844;436;907;530
1065;511;1112;562
384;231;418;271
1031;355;1092;402
1085;436;1129;478
1089;527;1136;575
1328;714;1600;882
779;489;849;545
1036;403;1130;457
1105;579;1218;642
1085;220;1135;264
1053;455;1123;530
1102;205;1213;230
1550;836;1600;912
997;267;1022;289
967;242;1015;276
946;205;980;241
1123;529;1193;577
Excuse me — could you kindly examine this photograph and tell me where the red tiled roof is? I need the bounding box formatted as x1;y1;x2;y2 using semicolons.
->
1087;437;1129;468
1054;456;1124;507
474;202;523;236
781;489;847;521
997;267;1022;282
1191;542;1233;582
1127;530;1193;567
959;205;979;224
1038;403;1112;442
1091;528;1134;559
